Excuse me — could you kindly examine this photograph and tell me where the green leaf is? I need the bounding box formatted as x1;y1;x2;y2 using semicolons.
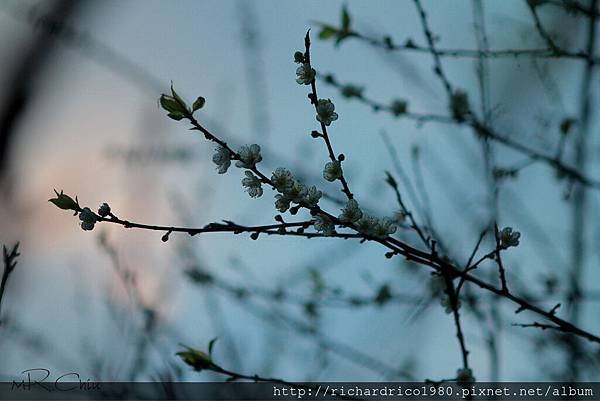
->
160;94;185;114
192;96;206;112
49;189;78;211
318;25;337;40
208;337;218;357
341;5;351;32
167;112;185;121
170;84;190;113
176;345;213;371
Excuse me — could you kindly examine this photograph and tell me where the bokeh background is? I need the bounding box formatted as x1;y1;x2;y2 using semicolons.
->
0;0;599;384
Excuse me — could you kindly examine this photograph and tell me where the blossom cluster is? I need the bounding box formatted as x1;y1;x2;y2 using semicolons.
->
271;169;396;239
355;215;397;238
211;144;325;212
324;198;398;238
174;51;399;239
270;167;322;211
211;143;266;198
210;142;398;238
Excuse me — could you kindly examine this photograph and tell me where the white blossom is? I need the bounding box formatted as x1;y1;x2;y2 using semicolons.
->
236;144;262;168
339;199;362;223
316;99;338;126
356;215;377;235
274;194;292;213
296;63;315;85
499;227;520;249
372;217;397;238
313;214;335;236
212;146;231;174
323;160;342;182
271;168;294;193
285;181;307;203
242;171;263;198
304;185;322;207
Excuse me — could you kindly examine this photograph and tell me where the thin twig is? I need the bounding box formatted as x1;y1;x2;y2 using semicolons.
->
90;213;360;241
0;243;20;321
320;72;600;192
413;0;453;96
312;16;599;63
441;270;470;370
57;116;600;347
512;321;562;332
493;224;509;293
304;31;354;200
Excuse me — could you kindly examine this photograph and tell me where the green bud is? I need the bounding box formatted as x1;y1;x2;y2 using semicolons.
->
170;84;188;110
49;189;78;211
160;94;184;114
167;112;185;121
176;346;213;371
192;96;206;112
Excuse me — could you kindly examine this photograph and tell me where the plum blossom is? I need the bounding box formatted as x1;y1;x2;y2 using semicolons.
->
338;199;362;223
236;144;262;168
316;99;338;126
242;171;263;198
212;146;231;174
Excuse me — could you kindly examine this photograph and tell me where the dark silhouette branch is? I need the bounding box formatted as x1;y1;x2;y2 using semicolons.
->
303;32;354;200
0;243;20;321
